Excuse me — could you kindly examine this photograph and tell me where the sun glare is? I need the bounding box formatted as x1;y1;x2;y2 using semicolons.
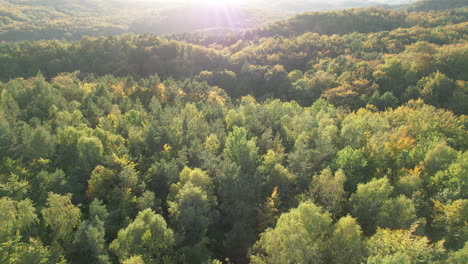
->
181;0;250;5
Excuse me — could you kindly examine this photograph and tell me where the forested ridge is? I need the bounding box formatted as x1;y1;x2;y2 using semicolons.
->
0;0;282;41
0;0;467;263
1;0;457;42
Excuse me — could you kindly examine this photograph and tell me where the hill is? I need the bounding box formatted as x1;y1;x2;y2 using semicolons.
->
128;4;282;35
0;0;421;41
168;6;467;45
406;0;468;11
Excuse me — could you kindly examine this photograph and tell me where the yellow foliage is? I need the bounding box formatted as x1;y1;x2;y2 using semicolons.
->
80;82;95;95
163;144;172;152
37;158;50;165
107;113;119;128
157;83;167;102
384;128;416;156
111;83;125;97
208;87;226;106
112;153;136;168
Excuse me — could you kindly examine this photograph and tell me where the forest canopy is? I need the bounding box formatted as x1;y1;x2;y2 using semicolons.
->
0;0;467;263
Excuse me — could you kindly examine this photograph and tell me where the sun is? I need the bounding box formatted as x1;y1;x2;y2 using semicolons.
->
205;0;235;3
186;0;249;5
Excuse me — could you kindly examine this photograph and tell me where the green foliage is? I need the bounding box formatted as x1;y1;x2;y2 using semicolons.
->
121;256;144;264
167;167;217;263
430;152;468;201
423;141;458;176
376;195;418;230
407;0;468;12
0;197;38;239
168;183;214;263
28;126;55;159
334;146;368;192
310;168;347;217
448;242;468;264
367;227;446;263
33;169;69;203
250;202;332;264
0;234;54;264
433;199;468;250
41;193;81;244
418;72;455;106
73;216;109;264
224;126;259;174
326;215;367;264
0;68;464;262
77;136;103;170
0;3;466;263
350;177;393;235
110;209;175;263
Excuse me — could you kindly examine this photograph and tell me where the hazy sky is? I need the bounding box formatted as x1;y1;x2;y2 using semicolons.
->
131;0;415;4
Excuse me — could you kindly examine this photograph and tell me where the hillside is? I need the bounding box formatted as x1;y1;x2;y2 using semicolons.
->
407;0;468;11
0;0;130;41
253;0;416;11
128;4;282;35
0;0;420;41
166;6;467;46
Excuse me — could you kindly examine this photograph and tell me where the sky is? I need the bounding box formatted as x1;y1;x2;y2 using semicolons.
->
131;0;415;4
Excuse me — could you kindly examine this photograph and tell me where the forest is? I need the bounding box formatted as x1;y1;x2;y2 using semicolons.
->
0;0;420;41
0;0;467;263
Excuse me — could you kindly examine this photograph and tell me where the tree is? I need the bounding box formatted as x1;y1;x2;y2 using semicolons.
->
171;167;215;199
417;72;455;106
448;242;468;264
257;187;281;232
326;215;366;264
448;80;468;114
0;172;30;200
350;177;393;235
430;152;468;202
333;146;368;192
41;193;81;245
423;141;458;176
0;234;55;264
110;209;175;263
33;169;69;204
137;190;160;212
216;161;263;263
373;57;409;98
376;195;417;230
204;134;220;155
73;218;109;264
264;64;291;99
28;126;55;159
366;226;446;263
266;164;297;208
121;256;145;264
0;113;16;159
224;126;259;174
73;199;110;264
0;197;38;239
310;168;347;217
77;136;104;171
86;166;116;202
167;167;217;262
168;183;214;263
250;202;332;264
433;199;468;250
